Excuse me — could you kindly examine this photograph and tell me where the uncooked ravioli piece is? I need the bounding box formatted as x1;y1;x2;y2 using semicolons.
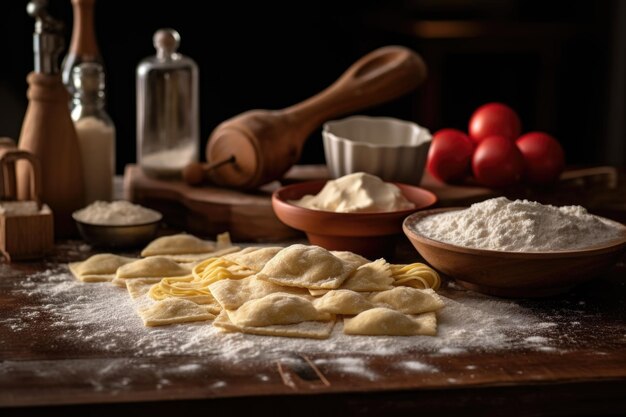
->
139;298;216;327
225;292;332;327
213;310;335;339
369;287;445;314
216;231;232;249
308;258;393;296
312;289;374;315
257;244;354;290
112;256;191;287
341;258;394;292
69;253;136;283
343;308;437;336
141;234;216;256
223;246;283;272
331;251;370;269
306;253;373;295
209;275;307;310
153;246;241;264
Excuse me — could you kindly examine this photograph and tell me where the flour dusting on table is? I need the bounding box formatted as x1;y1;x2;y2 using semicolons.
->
3;265;564;361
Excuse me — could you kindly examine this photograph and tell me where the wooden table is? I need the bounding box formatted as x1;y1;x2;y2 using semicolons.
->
1;239;625;417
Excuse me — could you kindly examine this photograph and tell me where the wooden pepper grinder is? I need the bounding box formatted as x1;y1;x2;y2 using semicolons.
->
18;0;85;237
62;0;102;93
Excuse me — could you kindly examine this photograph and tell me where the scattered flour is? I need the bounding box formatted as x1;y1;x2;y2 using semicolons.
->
524;336;549;344
397;361;438;373
414;197;626;251
73;200;162;225
0;266;563;365
315;357;378;381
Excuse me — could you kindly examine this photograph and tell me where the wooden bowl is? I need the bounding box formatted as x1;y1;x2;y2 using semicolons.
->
403;208;626;298
272;180;437;258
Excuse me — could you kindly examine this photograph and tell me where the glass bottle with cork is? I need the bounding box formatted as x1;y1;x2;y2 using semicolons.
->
71;62;115;203
136;28;199;178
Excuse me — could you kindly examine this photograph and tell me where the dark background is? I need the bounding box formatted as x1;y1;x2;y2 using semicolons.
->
1;0;625;174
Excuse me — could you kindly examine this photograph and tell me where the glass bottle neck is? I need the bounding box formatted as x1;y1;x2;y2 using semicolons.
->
156;50;180;61
72;92;109;120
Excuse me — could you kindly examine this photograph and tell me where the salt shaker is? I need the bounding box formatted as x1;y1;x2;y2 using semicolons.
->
71;62;115;203
18;0;85;237
136;29;199;178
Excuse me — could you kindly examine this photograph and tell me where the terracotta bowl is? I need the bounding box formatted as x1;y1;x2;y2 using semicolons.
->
272;180;437;258
403;207;626;298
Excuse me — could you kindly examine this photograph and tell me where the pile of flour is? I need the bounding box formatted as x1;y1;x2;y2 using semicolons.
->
73;201;162;225
415;197;626;252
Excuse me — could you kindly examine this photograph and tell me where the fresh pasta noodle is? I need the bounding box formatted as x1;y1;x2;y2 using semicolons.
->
390;263;441;290
192;257;256;284
148;257;256;303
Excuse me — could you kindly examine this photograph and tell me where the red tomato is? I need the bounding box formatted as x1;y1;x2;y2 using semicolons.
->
516;132;565;184
426;128;475;183
472;135;524;187
469;102;521;143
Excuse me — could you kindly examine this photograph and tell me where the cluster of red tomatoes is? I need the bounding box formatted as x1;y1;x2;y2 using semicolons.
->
427;103;565;187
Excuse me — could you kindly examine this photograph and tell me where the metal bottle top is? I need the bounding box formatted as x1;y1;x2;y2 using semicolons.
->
27;0;64;75
154;29;180;60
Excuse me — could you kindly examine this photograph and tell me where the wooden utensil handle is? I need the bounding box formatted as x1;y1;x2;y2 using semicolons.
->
285;46;427;137
0;149;42;207
69;0;99;57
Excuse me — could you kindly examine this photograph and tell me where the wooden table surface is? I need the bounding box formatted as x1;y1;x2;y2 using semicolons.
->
1;239;625;417
2;166;626;416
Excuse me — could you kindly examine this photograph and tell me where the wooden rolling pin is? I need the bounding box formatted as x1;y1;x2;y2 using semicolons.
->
195;46;427;189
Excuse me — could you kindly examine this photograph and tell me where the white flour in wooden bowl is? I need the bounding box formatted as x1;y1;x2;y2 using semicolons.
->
415;197;626;252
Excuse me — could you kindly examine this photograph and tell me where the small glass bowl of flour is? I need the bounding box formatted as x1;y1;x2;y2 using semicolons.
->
73;201;162;248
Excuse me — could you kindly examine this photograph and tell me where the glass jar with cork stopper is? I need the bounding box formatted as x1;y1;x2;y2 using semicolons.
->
136;29;199;178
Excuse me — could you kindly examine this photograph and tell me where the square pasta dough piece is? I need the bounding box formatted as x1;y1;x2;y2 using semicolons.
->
111;256;191;287
139;298;216;327
308;259;392;296
224;292;332;327
312;289;374;315
69;254;136;283
141;234;216;256
343;308;437;336
369;287;445;314
223;246;284;272
257;244;354;290
147;246;242;264
337;258;394;292
126;278;159;299
209;275;308;311
213;310;335;339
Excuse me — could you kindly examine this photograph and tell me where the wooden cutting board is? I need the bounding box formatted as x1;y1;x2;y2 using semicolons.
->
124;164;624;242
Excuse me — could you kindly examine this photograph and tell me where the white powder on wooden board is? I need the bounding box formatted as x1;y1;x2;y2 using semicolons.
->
3;267;566;363
415;197;626;251
73;201;162;225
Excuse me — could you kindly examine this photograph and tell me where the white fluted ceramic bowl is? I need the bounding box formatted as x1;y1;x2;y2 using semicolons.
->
323;116;432;185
